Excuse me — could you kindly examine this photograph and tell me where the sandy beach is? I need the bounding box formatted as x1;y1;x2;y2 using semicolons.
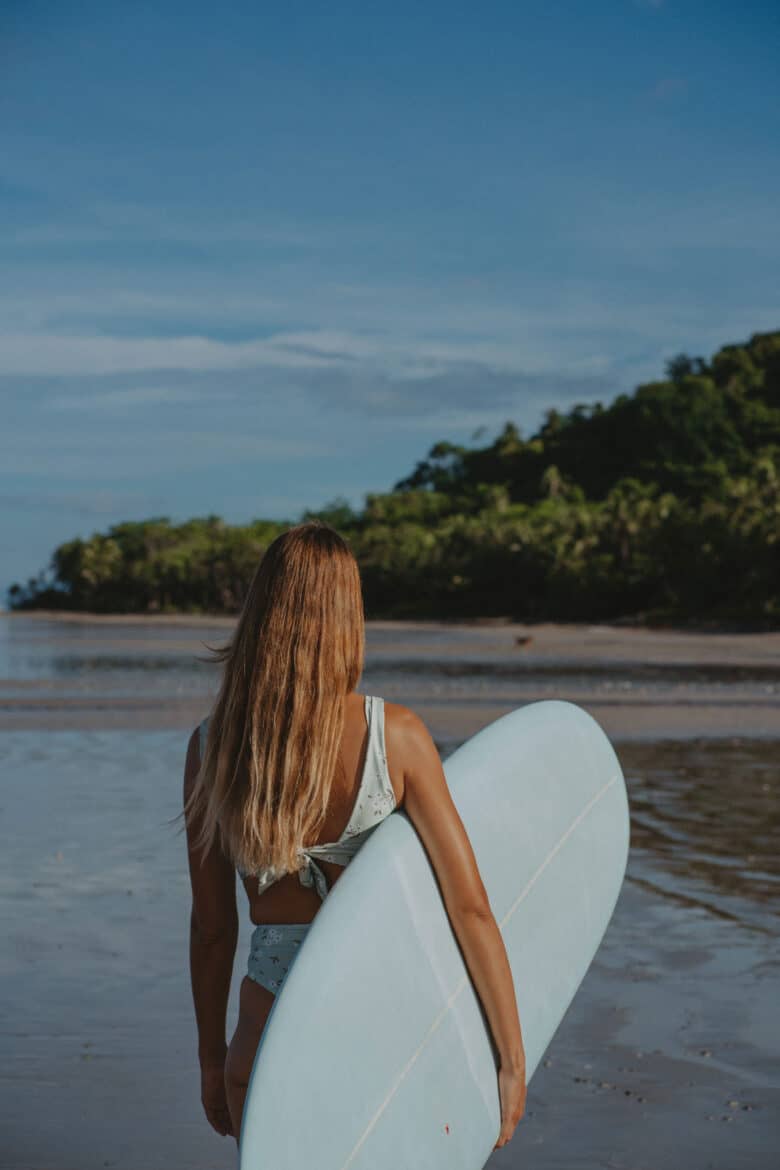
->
3;612;780;741
1;613;778;1168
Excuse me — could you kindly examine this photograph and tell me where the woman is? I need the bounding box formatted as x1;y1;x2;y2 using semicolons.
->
180;520;526;1150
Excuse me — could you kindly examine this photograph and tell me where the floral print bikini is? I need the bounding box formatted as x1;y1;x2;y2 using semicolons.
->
198;694;397;996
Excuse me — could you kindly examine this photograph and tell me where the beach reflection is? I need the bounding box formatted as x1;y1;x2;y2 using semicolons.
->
620;739;779;931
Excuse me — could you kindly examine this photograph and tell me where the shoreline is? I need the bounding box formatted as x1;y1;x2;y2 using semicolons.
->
4;605;777;635
4;608;780;666
2;611;778;740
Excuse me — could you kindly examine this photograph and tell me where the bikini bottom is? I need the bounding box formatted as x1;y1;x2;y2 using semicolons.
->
247;923;311;995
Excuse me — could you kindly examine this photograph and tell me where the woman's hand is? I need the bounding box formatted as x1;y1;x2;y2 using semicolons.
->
201;1058;235;1138
494;1055;527;1149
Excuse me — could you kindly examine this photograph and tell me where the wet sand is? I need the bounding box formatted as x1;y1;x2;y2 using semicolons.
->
2;613;780;742
1;615;778;1168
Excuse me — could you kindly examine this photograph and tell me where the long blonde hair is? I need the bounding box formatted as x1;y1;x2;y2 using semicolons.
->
182;520;365;878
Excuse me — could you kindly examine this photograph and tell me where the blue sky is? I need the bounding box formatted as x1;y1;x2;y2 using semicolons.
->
1;0;778;598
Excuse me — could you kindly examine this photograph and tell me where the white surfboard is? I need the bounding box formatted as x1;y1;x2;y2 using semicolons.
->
238;699;629;1170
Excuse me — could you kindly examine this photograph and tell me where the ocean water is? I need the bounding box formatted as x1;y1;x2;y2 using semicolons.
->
1;615;778;1169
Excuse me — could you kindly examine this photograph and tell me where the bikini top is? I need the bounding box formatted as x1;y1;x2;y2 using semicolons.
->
197;694;397;902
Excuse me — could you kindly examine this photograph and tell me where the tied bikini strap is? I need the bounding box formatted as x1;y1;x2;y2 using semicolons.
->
297;853;330;901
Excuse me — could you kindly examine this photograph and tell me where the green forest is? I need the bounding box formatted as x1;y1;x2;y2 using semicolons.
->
8;330;780;627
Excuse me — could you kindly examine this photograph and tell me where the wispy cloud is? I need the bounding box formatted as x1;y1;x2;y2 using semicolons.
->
0;181;332;243
1;356;623;466
0;427;330;479
3;205;325;250
0;489;167;516
48;385;205;410
0;330;357;377
304;360;617;420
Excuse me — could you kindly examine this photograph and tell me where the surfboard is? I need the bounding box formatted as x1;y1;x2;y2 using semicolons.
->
238;699;629;1170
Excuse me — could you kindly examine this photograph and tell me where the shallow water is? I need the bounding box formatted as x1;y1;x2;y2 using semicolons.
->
1;616;778;1168
3;614;780;696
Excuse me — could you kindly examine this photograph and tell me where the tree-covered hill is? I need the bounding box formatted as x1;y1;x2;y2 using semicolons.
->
8;330;780;627
396;331;780;505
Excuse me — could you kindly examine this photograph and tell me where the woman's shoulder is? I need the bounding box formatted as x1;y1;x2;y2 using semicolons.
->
380;699;436;800
362;694;419;737
382;698;429;739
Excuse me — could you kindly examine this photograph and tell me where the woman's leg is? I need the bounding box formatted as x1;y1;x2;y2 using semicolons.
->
226;923;310;1141
225;975;276;1142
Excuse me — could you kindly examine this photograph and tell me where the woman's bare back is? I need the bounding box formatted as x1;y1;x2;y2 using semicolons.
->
223;692;408;1137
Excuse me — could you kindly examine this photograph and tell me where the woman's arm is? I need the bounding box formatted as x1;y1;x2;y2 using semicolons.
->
183;726;238;1134
387;704;526;1146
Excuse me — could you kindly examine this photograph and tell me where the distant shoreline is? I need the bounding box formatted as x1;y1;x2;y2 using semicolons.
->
1;609;777;737
2;606;773;634
4;608;779;670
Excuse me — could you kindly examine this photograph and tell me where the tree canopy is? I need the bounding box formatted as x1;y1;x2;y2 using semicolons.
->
9;330;780;628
